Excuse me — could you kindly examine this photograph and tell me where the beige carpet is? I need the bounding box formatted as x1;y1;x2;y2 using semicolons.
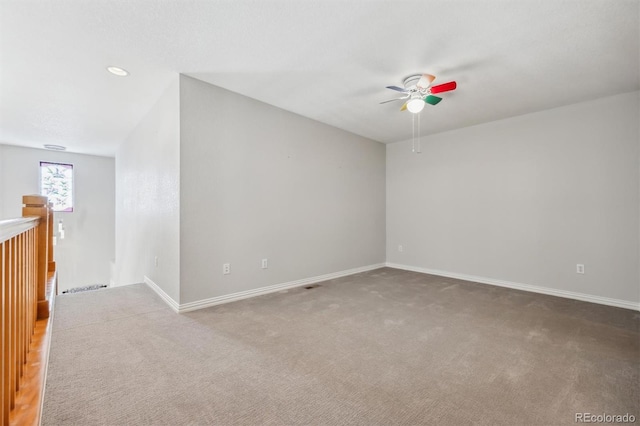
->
42;267;639;425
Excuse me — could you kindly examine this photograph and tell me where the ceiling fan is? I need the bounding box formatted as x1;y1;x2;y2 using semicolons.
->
381;73;457;113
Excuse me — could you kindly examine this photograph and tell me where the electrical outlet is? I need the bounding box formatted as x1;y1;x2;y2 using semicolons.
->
154;256;158;267
223;263;231;275
398;245;404;252
576;264;585;274
261;259;268;269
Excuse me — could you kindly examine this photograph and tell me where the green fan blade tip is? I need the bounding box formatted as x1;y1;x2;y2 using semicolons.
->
425;95;442;105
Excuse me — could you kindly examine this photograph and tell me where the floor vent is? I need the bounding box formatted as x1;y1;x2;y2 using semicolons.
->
62;284;108;294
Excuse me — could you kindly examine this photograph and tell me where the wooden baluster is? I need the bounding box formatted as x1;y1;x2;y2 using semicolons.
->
24;232;29;366
31;228;37;328
21;234;26;386
20;232;27;383
1;240;6;426
34;228;37;323
28;229;34;344
16;234;23;391
19;234;24;379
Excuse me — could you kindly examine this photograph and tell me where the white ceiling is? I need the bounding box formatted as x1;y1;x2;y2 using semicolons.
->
1;1;638;157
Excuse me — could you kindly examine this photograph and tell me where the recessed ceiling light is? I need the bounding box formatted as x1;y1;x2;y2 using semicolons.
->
107;66;129;77
44;144;66;151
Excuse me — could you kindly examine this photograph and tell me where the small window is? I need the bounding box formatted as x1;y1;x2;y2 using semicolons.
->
40;161;74;212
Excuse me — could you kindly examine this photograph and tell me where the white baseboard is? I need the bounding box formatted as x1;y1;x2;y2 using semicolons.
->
385;262;640;311
178;263;386;313
144;276;180;313
145;261;638;313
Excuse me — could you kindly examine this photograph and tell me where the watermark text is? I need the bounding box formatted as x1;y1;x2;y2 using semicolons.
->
575;413;636;423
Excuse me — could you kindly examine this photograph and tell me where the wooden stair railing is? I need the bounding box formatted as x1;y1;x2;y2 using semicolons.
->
1;195;56;426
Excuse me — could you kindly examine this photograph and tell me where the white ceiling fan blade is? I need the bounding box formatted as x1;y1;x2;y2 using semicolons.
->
416;74;435;89
380;96;409;104
386;85;409;93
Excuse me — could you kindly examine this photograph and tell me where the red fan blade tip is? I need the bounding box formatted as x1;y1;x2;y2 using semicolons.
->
430;81;457;94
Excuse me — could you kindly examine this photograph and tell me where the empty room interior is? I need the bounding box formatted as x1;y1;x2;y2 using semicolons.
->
0;1;638;425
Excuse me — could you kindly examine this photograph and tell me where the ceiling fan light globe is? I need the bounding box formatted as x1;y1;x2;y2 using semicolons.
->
407;98;425;113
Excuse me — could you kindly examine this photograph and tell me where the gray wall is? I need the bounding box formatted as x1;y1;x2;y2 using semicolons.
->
0;144;115;293
115;78;180;302
179;75;386;303
387;91;639;304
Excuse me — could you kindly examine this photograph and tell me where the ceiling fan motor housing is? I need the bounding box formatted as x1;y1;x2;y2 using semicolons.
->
403;74;424;90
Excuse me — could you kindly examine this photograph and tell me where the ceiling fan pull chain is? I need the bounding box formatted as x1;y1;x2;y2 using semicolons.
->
412;113;416;153
416;113;422;154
